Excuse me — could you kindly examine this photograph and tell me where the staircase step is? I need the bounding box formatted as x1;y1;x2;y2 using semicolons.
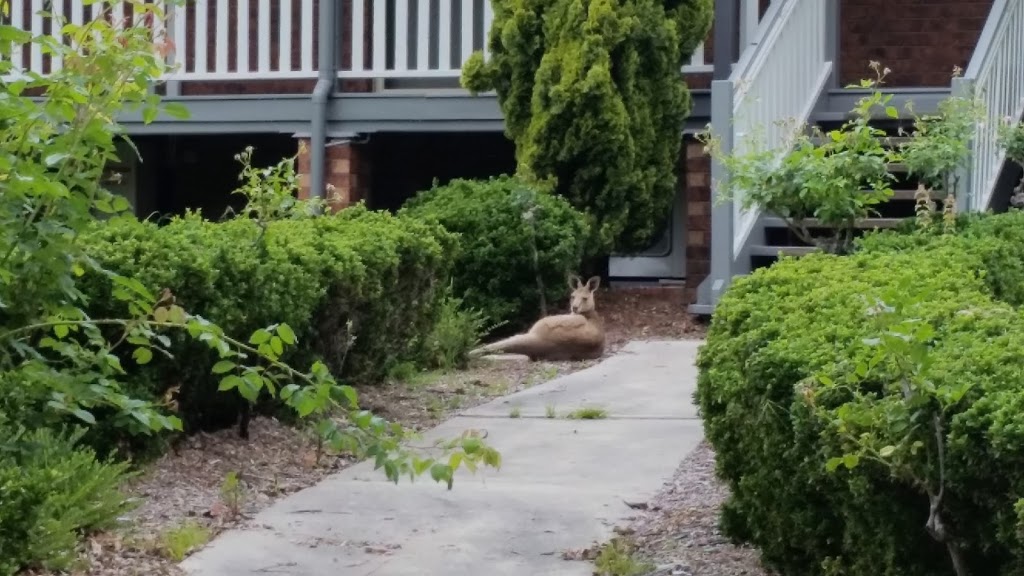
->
890;188;946;200
809;135;913;148
749;245;819;258
762;217;906;229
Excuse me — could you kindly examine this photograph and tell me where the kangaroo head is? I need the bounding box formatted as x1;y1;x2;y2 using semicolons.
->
567;274;601;315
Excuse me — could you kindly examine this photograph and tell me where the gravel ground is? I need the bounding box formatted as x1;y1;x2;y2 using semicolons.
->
624;442;775;576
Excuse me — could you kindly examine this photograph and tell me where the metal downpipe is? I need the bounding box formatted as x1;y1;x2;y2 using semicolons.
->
309;0;337;201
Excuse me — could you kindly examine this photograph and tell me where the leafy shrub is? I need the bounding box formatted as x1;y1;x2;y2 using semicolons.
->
75;204;457;441
857;210;1024;307
400;175;590;331
0;6;502;570
695;240;1016;575
461;0;713;254
700;65;898;255
0;424;132;576
699;210;1024;575
414;286;492;371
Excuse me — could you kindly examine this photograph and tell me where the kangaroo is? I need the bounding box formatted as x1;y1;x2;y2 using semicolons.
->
471;275;606;362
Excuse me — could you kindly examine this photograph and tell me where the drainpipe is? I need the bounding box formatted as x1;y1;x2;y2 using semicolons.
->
309;0;338;201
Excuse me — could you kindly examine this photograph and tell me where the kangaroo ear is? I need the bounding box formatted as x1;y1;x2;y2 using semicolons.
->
567;274;582;290
585;276;601;292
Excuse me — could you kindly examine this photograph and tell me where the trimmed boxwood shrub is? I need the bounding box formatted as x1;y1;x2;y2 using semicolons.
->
857;210;1024;306
697;212;1024;575
400;175;590;331
75;205;456;443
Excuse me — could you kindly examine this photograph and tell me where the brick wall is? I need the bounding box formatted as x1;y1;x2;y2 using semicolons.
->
296;138;371;211
840;0;993;86
684;137;712;300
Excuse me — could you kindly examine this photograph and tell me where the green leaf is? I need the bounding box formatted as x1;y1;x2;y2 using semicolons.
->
277;323;296;345
483;449;501;469
212;360;236;374
163;102;191;119
238;378;260;403
295;396;319;418
879;445;896;458
430;463;452;484
71;408;97;425
132;410;152;429
132;346;153;365
53;323;69;338
412;457;433;476
338;385;358;408
462;437;481;455
219;375;244;392
153;307;170;323
842;453;860;469
448;452;464;470
44;152;71;167
885;106;899;119
249;329;272;345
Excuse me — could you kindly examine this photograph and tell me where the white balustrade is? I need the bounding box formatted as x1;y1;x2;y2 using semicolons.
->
960;0;1024;212
339;0;711;78
163;0;318;80
2;0;167;79
1;0;712;82
726;0;833;257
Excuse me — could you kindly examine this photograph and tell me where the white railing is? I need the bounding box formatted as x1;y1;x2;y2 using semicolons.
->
1;0;712;82
3;0;170;78
958;0;1024;212
723;0;833;257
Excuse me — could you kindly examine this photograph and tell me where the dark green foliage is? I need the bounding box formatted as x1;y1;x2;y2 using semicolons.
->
400;175;590;331
857;210;1024;306
0;423;132;576
697;211;1024;575
74;205;456;443
415;286;490;371
462;0;713;254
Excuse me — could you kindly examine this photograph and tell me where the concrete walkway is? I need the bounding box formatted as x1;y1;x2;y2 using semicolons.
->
181;340;706;576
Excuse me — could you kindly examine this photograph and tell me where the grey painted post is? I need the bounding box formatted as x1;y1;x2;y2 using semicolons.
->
708;79;736;307
738;0;759;50
951;76;976;213
825;0;840;88
713;0;737;80
309;0;339;201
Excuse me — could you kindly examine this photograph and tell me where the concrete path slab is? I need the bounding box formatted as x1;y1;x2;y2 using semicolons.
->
181;340;706;576
462;340;701;419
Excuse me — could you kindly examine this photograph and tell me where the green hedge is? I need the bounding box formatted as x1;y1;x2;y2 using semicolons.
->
697;211;1024;575
400;175;590;331
0;421;131;576
76;205;456;441
856;211;1024;306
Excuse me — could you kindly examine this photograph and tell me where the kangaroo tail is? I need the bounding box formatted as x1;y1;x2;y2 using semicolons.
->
470;334;540;358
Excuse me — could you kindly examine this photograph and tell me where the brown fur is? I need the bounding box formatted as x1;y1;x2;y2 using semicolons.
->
471;275;606;362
